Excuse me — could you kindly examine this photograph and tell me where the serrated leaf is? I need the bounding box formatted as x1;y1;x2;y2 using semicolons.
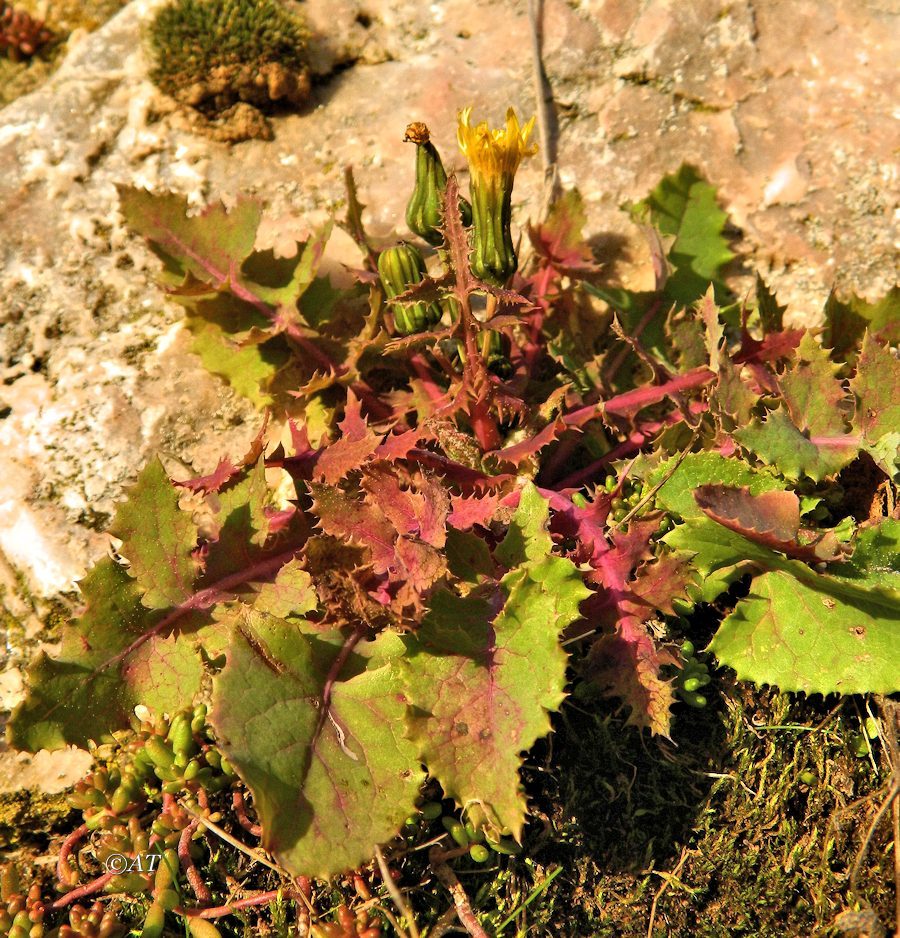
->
204;459;271;581
650;451;786;520
632;164;734;306
8;559;203;750
211;614;424;878
851;333;900;475
186;316;288;406
119;187;261;288
527;189;598;272
242;223;333;310
823;286;900;358
712;357;757;431
778;332;850;437
756;274;786;334
694;485;850;563
11;448;306;750
361;468;449;548
402;485;589;835
313;392;382;485
252;559;319;619
110;458;199;609
708;521;900;694
448;492;501;531
699;286;724;372
587;621;676;737
735;409;858;481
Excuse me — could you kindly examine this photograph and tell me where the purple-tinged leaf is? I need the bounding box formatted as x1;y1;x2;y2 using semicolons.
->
735;410;859;482
851;334;900;440
778;332;851;437
448;492;501;531
211;616;423;878
177;456;240;494
118;187;261;288
402;486;589;835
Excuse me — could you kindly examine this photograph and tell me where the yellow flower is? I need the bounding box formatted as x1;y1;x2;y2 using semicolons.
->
455;106;537;285
456;107;537;184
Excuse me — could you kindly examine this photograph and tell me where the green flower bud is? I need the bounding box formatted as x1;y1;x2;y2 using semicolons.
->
405;122;471;245
377;243;443;335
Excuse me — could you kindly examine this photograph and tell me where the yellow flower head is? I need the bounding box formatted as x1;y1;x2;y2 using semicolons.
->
457;106;537;184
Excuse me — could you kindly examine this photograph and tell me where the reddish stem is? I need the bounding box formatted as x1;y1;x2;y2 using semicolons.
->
179;889;292;919
179;820;212;904
555;423;666;491
563;367;714;428
57;823;89;886
52;872;116;909
232;791;262;837
469;398;502;452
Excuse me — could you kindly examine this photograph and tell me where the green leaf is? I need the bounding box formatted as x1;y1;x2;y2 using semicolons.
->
240;224;332;310
735;410;857;482
650;451;785;521
252;559;319;619
10;456;306;750
708;521;900;694
755;274;786;334
185;316;289;407
119;187;261;288
110;458;199;609
667;508;900;694
8;559;203;750
777;333;850;438
851;333;900;475
203;459;271;581
823;286;900;358
632;164;735;306
210;614;424;878
402;485;590;836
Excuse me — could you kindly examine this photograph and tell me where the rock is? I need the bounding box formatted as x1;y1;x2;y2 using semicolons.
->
0;0;896;789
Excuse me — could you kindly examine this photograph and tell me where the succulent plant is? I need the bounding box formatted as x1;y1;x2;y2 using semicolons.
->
147;0;311;117
0;2;53;61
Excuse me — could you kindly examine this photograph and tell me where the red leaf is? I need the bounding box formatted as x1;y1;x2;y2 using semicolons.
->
313;391;382;484
694;485;851;563
448;492;500;530
361;468;449;548
177;457;240;494
587;619;675;737
526;190;599;273
489;417;571;468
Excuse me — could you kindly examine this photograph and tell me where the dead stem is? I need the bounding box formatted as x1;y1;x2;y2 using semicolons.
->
428;846;489;938
374;845;416;938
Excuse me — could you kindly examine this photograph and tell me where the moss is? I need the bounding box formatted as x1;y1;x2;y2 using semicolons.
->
147;0;311;118
419;686;893;937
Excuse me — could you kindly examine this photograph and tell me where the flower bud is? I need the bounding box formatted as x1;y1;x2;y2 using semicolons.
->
405;122;471;245
377;243;443;335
